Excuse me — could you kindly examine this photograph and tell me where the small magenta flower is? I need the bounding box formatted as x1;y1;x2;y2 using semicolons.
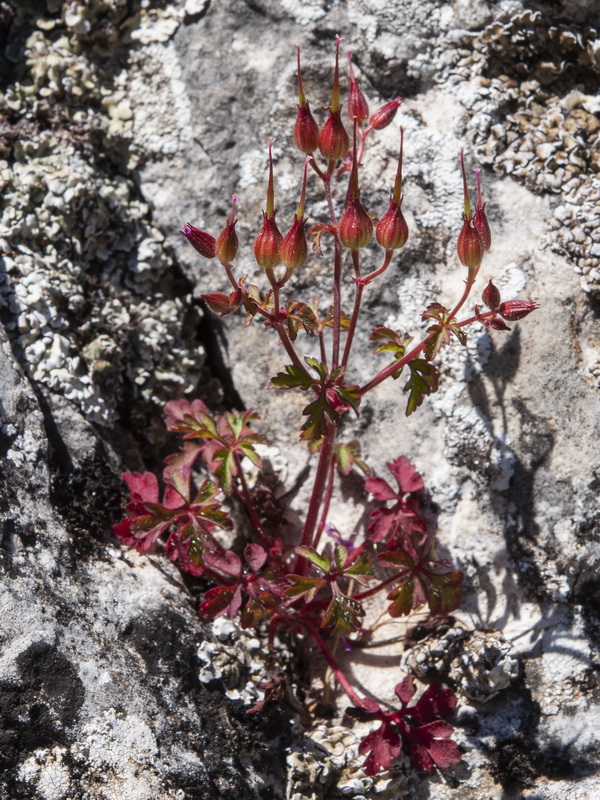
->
498;299;539;320
180;223;216;259
376;127;409;251
473;169;491;251
456;150;483;272
215;194;239;265
369;97;402;131
293;46;319;155
281;157;309;273
347;51;369;123
254;141;283;270
318;37;349;161
339;121;373;250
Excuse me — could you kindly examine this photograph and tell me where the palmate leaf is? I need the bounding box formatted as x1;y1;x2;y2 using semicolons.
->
335;440;371;477
428;570;464;615
321;589;365;636
422;303;467;362
371;327;412;379
284;574;326;602
300;392;341;441
403;359;439;416
269;363;314;390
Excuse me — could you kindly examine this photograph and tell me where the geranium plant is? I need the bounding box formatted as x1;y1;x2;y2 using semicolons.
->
115;37;537;778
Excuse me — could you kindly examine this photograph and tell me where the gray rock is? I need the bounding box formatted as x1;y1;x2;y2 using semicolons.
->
1;0;599;798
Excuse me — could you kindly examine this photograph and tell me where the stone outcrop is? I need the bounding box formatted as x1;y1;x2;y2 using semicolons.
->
1;1;599;798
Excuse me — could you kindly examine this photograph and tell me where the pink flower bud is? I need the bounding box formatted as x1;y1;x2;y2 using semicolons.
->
376;201;408;250
215;195;239;264
498;299;539;321
481;280;500;311
180;223;216;259
457;215;483;269
347;51;369;122
369;98;402;130
294;47;319;154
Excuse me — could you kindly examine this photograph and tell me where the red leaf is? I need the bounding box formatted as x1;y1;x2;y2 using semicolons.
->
387;457;424;493
203;551;242;579
244;543;267;573
199;585;243;619
407;721;461;772
359;723;403;776
122;472;160;503
364;476;397;501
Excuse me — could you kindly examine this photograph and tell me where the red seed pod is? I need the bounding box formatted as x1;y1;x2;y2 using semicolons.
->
376;201;408;250
498;299;539;321
254;215;283;269
294;104;319;154
474;204;491;252
280;217;307;270
318;36;350;161
294;46;319;154
254;141;283;269
215;195;239;264
481;279;501;311
180;223;216;259
457;216;483;269
474;170;491;251
339;199;373;250
369;97;402;130
347;50;369;122
318;110;349;161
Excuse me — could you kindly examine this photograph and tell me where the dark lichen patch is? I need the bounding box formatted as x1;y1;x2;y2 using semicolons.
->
0;643;84;771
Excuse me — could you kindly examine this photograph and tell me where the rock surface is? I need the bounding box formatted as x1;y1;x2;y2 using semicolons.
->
1;1;599;798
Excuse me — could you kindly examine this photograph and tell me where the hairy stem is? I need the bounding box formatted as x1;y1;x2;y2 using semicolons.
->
233;454;270;548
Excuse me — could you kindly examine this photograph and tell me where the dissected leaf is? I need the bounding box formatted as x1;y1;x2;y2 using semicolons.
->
321;591;365;636
403;359;439;416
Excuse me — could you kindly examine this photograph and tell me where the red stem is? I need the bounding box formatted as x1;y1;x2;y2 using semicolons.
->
296;426;337;571
312;452;337;552
357;338;428;396
341;249;363;369
232;454;270;548
303;619;367;708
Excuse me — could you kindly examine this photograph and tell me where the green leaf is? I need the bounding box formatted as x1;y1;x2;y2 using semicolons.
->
334;544;348;571
428;570;464;615
304;357;329;381
345;553;374;578
300;392;340;442
321;590;365;636
371;328;412;378
387;578;415;617
422;304;467;361
335;440;371;477
296;546;331;574
284;574;326;602
214;448;236;495
269;364;314;390
403;359;439;416
333;383;361;414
